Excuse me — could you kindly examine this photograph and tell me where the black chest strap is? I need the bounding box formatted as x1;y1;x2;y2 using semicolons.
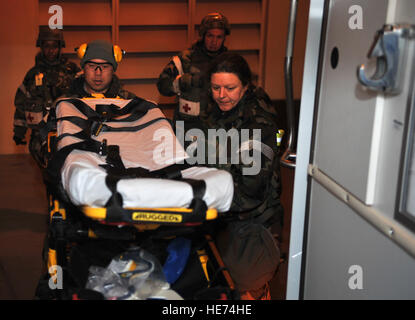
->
101;153;207;222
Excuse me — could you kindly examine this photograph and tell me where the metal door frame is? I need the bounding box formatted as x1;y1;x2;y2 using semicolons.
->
286;0;415;300
285;0;326;300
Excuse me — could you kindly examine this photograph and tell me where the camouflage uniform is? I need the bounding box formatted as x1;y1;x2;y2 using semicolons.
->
201;87;283;297
157;40;227;133
202;87;283;226
13;53;80;167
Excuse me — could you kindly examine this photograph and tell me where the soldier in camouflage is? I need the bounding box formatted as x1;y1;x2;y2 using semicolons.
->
201;52;283;299
13;28;80;167
157;13;230;135
203;52;282;225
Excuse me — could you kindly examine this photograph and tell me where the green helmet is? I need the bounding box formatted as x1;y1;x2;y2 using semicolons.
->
36;27;65;48
199;13;231;37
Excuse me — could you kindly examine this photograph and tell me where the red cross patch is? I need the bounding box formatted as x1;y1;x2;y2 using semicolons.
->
179;98;200;116
25;111;42;125
27;113;35;123
182;104;191;113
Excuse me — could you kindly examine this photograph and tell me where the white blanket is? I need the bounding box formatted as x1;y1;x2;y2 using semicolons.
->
56;98;233;212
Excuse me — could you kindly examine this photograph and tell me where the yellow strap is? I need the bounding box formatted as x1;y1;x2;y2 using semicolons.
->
197;249;210;284
82;94;122;100
81;206;218;221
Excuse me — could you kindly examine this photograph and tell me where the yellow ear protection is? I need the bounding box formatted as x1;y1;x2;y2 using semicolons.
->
76;43;88;60
113;45;124;63
76;43;124;63
75;42;125;69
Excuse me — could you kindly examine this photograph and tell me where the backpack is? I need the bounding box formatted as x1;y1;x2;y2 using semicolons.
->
215;217;280;293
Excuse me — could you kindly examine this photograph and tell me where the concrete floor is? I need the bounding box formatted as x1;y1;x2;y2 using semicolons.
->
270;164;294;300
0;154;48;299
0;153;294;300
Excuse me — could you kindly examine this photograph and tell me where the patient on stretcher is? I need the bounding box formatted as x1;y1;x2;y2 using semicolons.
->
53;96;234;213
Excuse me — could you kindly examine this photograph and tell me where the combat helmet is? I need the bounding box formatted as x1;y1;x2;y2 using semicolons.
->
199;13;231;37
36;27;66;48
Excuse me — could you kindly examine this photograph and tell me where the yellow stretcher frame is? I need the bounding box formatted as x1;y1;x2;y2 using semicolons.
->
81;206;218;224
47;196;220;281
49;195;218;225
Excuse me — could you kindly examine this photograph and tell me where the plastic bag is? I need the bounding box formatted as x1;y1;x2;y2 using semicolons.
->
86;246;170;300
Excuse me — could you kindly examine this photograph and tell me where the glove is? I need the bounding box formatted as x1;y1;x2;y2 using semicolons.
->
13;135;27;145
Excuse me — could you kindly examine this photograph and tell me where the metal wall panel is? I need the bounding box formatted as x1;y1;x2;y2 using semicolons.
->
304;183;415;299
301;0;415;299
312;0;388;204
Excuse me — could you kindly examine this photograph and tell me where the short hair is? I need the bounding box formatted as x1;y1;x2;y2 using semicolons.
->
208;52;252;87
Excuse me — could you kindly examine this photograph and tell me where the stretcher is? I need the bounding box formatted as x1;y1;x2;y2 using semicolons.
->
56;98;233;212
37;96;237;300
